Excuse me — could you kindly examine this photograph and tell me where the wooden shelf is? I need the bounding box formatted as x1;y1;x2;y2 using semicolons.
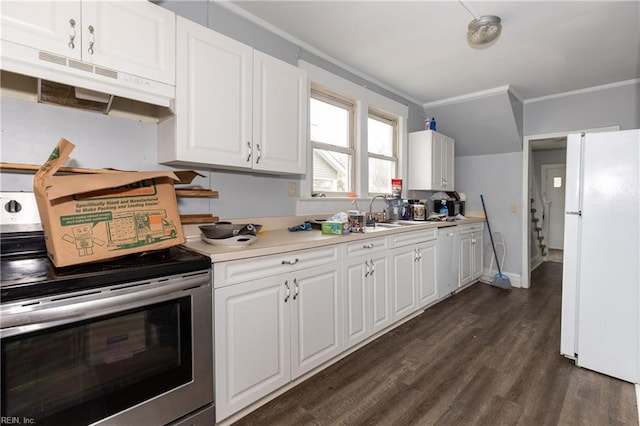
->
175;188;219;198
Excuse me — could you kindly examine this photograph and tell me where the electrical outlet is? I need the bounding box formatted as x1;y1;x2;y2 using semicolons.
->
511;203;518;213
288;182;297;197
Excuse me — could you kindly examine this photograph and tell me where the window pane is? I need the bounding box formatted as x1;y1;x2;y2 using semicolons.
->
313;149;352;193
368;116;393;156
369;158;394;194
310;98;350;148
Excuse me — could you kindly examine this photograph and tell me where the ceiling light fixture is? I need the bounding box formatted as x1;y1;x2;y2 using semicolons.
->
467;15;502;46
459;1;502;47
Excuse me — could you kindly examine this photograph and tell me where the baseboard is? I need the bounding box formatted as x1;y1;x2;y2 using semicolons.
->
480;270;522;288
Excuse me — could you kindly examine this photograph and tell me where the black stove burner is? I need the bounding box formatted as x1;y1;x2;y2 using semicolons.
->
1;232;211;303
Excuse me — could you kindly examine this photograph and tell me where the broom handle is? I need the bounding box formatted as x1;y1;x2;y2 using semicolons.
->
480;194;503;277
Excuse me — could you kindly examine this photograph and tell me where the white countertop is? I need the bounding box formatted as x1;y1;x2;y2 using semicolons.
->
182;217;485;263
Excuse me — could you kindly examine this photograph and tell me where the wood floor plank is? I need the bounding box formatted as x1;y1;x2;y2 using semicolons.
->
231;262;638;426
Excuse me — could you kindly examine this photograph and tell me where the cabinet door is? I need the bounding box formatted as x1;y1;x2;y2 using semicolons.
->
168;17;252;167
343;256;369;348
290;263;343;379
472;232;484;280
432;133;445;190
442;135;455;190
416;240;437;308
1;1;81;60
408;131;435;190
369;252;392;334
390;246;418;321
214;276;291;421
252;51;307;174
459;233;473;286
81;1;175;85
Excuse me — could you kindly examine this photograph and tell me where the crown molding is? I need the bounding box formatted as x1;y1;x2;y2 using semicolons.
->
524;78;640;104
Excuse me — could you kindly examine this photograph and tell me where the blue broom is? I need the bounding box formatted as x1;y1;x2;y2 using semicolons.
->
480;194;512;290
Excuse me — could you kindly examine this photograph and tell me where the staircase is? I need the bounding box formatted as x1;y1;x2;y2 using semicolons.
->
531;198;547;257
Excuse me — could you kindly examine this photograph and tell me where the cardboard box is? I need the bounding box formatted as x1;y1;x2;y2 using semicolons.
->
321;221;348;235
34;138;185;267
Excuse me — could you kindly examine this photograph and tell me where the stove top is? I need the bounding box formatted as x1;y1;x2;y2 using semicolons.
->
1;231;211;303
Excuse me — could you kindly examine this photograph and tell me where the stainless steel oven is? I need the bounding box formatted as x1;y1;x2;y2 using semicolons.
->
0;192;214;426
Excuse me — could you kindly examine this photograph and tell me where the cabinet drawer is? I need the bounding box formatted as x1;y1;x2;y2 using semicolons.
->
389;229;437;247
344;237;389;257
214;245;339;287
459;223;484;234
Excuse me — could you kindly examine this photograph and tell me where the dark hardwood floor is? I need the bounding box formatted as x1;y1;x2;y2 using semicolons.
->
232;262;638;425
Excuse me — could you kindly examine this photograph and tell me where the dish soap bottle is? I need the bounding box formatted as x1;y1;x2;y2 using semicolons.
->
429;117;436;131
439;200;448;215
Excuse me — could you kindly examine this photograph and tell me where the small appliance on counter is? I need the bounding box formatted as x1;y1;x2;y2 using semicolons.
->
433;191;465;217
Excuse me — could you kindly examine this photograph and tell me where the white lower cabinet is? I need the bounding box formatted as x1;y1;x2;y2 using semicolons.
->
459;224;484;287
343;240;391;349
389;229;438;321
415;240;438;308
214;262;342;421
390;245;418;321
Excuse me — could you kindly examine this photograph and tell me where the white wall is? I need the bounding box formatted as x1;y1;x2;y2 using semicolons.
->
524;80;639;135
0;97;298;219
455;152;523;276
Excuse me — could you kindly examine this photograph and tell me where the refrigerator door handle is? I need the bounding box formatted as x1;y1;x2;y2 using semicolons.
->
566;211;582;216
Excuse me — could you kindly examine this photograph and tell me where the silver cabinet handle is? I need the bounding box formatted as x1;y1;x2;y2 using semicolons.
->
369;259;375;275
293;278;299;300
284;280;290;303
246;141;252;162
414;248;419;262
87;25;95;55
256;143;261;164
362;243;375;249
281;258;299;265
68;19;76;49
364;259;371;277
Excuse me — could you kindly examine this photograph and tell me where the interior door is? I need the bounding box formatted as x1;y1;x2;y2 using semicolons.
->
543;164;566;249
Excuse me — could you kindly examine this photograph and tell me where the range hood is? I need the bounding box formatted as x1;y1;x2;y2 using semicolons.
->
1;40;175;123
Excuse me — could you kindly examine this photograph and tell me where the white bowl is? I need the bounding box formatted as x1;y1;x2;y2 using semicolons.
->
201;234;258;247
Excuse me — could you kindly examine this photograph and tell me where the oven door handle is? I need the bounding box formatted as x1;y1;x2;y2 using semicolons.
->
1;274;209;331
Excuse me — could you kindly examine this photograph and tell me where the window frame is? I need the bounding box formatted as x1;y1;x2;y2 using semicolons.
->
367;108;399;195
298;60;409;207
310;86;356;197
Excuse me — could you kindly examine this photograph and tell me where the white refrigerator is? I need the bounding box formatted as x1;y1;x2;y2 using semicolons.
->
560;129;640;384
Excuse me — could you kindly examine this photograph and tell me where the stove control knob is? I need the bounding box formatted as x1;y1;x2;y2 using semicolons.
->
5;199;22;213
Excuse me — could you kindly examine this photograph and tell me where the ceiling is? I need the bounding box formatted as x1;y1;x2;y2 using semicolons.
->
225;1;640;106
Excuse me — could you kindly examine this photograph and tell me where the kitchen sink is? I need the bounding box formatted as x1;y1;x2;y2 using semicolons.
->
364;221;419;232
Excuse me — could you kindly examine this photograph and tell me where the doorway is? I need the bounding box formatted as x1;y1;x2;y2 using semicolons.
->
542;164;566;250
521;126;620;289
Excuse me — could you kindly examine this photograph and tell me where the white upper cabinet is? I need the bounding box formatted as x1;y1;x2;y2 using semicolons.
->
252;51;307;173
159;17;307;175
1;0;176;85
1;2;82;59
408;130;455;191
80;1;176;85
161;17;253;168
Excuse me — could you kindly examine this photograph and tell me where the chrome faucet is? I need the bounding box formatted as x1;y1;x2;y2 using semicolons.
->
368;195;388;226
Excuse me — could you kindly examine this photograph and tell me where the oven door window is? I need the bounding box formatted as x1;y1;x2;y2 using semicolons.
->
1;297;192;426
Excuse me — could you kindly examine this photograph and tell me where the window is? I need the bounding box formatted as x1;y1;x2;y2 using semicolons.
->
310;88;355;195
301;59;409;203
368;110;398;194
553;176;562;188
